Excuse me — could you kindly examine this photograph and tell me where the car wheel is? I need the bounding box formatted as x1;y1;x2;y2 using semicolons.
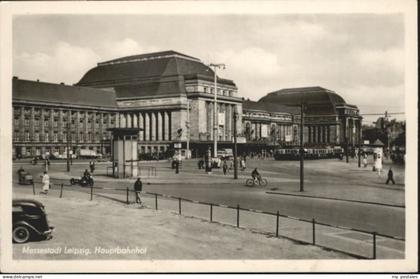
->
13;225;31;243
70;178;75;185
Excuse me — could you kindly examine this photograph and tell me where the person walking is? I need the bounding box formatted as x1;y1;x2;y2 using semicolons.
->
40;171;50;194
222;160;228;175
134;177;143;204
386;168;396;184
89;161;95;173
241;157;246;171
363;154;368;168
44;159;49;172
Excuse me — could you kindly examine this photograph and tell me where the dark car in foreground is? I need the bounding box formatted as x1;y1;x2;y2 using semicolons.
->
12;199;54;243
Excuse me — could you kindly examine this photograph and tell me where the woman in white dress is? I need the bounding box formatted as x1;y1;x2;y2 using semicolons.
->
41;171;50;194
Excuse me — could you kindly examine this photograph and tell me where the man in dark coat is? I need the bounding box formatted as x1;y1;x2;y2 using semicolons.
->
134;177;143;204
386;168;396;184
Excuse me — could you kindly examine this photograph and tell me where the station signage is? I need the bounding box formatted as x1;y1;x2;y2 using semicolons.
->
218;112;225;126
261;124;268;138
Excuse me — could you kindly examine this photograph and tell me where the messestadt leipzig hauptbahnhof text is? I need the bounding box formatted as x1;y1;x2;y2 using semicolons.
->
12;50;362;159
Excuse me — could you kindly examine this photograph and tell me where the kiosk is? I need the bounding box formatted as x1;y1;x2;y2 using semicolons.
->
108;128;142;178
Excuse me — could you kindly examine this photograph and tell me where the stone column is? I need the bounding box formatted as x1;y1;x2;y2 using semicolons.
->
145;112;150;141
119;113;125;128
138;112;144;140
151;112;156;141
336;123;341;144
327;125;331;143
115;112;120;128
168;111;172;141
307;126;311;143
157;112;163;141
126;113;132;128
133;113;138;128
164;111;169;141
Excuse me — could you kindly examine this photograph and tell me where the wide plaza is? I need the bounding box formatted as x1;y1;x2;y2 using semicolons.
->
13;155;405;238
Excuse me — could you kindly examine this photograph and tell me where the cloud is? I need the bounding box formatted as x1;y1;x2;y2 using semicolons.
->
98;38;157;62
14;41;99;84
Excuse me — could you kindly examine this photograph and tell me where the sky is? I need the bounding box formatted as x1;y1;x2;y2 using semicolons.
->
13;14;405;124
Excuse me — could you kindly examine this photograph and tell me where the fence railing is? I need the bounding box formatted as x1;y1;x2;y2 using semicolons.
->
27;181;405;260
105;165;157;177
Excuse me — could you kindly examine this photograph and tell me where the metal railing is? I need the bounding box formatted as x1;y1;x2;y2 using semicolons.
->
27;181;405;260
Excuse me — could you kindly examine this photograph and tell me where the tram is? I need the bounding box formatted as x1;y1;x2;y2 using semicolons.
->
273;146;344;160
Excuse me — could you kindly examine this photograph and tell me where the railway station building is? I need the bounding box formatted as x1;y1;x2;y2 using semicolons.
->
12;50;361;158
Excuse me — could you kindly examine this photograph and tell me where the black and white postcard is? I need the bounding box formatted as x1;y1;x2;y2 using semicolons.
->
0;0;417;273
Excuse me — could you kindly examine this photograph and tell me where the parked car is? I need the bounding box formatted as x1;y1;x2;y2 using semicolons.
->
12;199;54;243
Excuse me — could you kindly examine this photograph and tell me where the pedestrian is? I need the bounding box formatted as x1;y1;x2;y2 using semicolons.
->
134;177;143;204
44;159;49;172
363;154;368;168
89;161;95;173
175;160;179;174
222;160;228;175
241;157;246;171
386;168;396;184
40;171;50;194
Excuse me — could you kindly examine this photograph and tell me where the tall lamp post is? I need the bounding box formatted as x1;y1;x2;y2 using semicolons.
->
299;102;305;192
358;121;362;168
186;99;190;159
209;63;226;158
66;122;71;172
233;107;238;179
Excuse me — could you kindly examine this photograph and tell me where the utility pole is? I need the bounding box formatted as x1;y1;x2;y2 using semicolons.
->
186;99;190;159
358;121;362;168
233;108;238;179
299;102;305;192
66;122;70;172
209;63;225;158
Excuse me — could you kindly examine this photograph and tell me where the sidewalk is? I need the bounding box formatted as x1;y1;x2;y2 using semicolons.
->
12;186;352;260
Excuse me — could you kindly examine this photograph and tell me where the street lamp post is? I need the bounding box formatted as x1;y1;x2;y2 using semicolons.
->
186;99;190;159
299;102;305;192
358;121;362;168
66;122;71;172
233;108;238;179
209;63;225;158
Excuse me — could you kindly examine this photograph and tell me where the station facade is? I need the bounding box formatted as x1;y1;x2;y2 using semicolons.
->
12;50;361;158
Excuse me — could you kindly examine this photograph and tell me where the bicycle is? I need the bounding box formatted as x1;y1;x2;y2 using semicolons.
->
245;177;268;187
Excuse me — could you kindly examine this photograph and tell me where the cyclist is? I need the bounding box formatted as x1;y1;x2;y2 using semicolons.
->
251;168;261;183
